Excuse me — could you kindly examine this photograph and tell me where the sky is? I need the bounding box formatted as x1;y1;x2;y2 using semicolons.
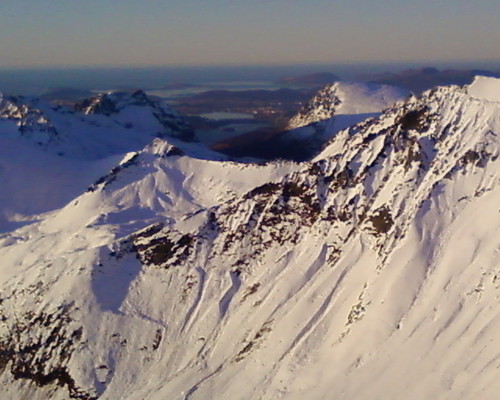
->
0;0;499;68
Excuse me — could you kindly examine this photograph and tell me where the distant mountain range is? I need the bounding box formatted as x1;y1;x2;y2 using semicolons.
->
273;67;500;94
363;66;500;93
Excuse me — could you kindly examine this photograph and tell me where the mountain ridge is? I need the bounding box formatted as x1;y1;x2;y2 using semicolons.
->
0;77;500;400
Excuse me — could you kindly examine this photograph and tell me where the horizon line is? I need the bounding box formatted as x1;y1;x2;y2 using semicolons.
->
1;59;500;71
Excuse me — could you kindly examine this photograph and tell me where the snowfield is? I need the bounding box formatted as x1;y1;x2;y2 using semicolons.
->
467;75;500;102
0;78;500;400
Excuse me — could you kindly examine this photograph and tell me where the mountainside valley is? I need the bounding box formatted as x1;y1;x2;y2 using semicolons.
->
1;76;500;400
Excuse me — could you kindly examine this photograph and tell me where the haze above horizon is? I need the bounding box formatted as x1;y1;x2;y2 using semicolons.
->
1;0;499;68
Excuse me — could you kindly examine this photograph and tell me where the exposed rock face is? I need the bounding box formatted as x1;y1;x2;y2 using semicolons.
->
1;77;500;400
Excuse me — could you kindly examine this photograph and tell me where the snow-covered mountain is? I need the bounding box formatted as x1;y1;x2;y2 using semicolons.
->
0;90;194;160
287;81;408;130
1;76;500;400
258;81;409;161
213;82;408;162
0;90;198;232
76;90;194;142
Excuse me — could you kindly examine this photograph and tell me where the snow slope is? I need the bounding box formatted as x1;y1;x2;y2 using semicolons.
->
1;77;500;400
467;75;500;102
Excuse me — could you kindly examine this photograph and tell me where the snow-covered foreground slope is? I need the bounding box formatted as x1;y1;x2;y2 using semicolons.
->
1;78;500;400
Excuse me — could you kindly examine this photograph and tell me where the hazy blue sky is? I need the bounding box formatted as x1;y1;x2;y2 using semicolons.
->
1;0;499;68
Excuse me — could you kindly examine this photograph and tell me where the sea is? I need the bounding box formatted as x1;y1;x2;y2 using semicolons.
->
2;61;499;97
0;64;352;96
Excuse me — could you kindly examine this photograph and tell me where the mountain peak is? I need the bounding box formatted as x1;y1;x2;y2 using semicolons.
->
76;90;155;115
75;90;195;141
287;81;408;130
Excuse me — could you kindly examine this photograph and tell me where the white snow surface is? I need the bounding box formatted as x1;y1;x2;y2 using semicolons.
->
1;78;500;400
467;75;500;102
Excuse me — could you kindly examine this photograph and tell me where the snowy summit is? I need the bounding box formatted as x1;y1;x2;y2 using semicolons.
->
287;81;408;129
